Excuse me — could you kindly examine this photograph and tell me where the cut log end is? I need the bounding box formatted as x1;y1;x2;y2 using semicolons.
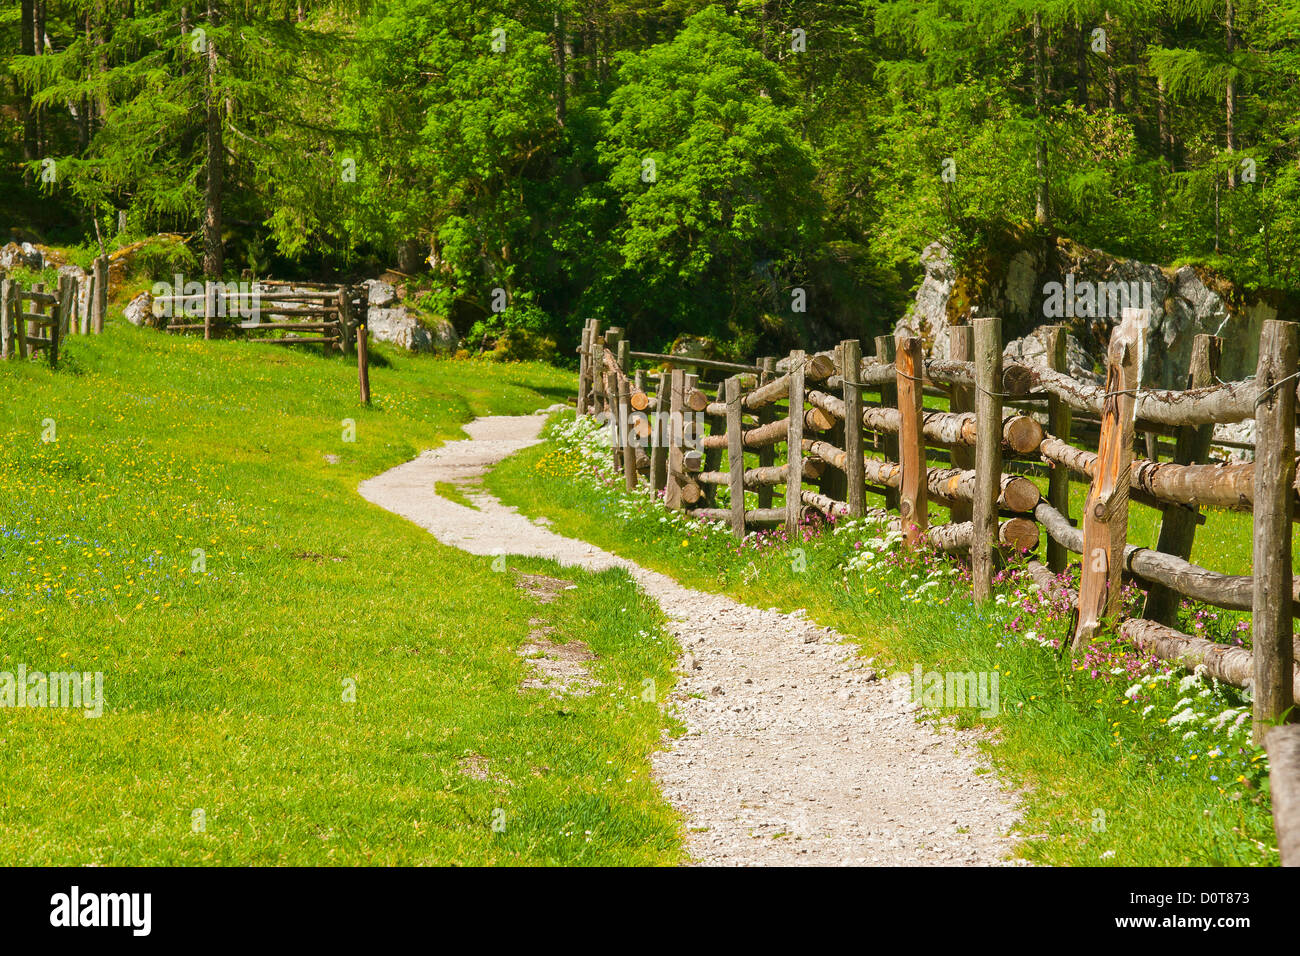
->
804;406;837;432
1005;415;1045;454
1001;363;1036;398
685;388;710;412
998;517;1040;552
806;353;836;381
1002;476;1042;513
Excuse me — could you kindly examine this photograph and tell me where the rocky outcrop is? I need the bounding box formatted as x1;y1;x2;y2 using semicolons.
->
0;242;45;273
124;290;166;329
1003;326;1102;385
360;278;457;354
896;238;1285;389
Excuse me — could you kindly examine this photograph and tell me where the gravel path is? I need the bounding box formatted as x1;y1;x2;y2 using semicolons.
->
358;413;1025;866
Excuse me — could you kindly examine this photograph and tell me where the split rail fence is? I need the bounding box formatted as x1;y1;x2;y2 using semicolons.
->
156;280;372;402
576;314;1300;861
0;266;106;368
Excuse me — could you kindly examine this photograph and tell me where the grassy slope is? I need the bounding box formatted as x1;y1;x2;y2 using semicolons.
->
0;323;684;865
486;415;1279;867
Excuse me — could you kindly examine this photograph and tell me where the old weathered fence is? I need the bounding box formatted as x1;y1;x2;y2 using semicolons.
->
1;275;79;367
157;280;372;402
576;313;1300;858
157;280;364;352
575;316;1298;737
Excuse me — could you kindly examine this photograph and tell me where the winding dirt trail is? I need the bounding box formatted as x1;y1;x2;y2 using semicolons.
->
359;413;1025;866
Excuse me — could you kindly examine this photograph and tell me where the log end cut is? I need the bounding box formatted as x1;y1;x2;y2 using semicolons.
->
998;517;1040;552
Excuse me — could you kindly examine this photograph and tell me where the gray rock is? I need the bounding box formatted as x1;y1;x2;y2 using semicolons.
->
1003;327;1102;385
430;317;458;352
124;290;165;329
367;306;431;351
898;239;1273;388
365;279;397;308
0;241;44;272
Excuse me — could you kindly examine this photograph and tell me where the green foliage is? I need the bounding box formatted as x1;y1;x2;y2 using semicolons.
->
5;0;1300;344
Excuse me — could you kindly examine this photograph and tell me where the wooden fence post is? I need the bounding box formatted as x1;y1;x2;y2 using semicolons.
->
588;322;604;415
757;356;776;509
1044;325;1072;573
972;317;1003;599
786;351;806;538
14;281;27;359
337;288;354;357
1074;309;1146;649
203;279;214;340
33;283;49;365
53;276;74;368
357;323;371;404
947;324;975;522
875;335;900;510
896;336;927;548
820;342;848;502
606;330;624;473
1252;319;1298;742
1142;333;1220;624
92;255;107;334
841;339;866;517
1265;725;1300;865
0;278;10;359
665;368;685;510
726;376;746;538
576;323;592;418
619;374;637;492
701;380;725;506
651;371;669;491
79;273;91;334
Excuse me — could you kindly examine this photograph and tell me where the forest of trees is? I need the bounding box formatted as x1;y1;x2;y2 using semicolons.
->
2;1;1297;357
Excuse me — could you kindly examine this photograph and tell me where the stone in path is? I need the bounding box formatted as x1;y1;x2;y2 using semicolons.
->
358;413;1026;866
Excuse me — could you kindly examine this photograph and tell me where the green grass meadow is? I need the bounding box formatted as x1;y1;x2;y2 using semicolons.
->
0;323;684;865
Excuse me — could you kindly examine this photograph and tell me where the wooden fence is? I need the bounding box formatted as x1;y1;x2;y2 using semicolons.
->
0;270;102;367
157;280;364;352
576;314;1300;858
157;279;372;402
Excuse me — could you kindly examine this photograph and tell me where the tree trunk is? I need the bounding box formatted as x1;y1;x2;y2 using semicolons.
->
202;0;224;277
20;0;36;163
1225;0;1237;189
1032;12;1050;226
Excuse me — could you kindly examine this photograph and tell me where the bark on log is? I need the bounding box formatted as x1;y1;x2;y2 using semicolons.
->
1035;499;1300;616
924;517;1039;553
897;337;928;547
738;354;835;412
1021;363;1261;426
1026;559;1078;605
1252;319;1297;742
946;326;975;523
602;348;650;411
1120;618;1263;689
1076;311;1144;648
852;401;1044;455
1144;334;1220;624
1265;725;1300;867
1041;435;1275;513
1044;326;1073;574
697;459;823;487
